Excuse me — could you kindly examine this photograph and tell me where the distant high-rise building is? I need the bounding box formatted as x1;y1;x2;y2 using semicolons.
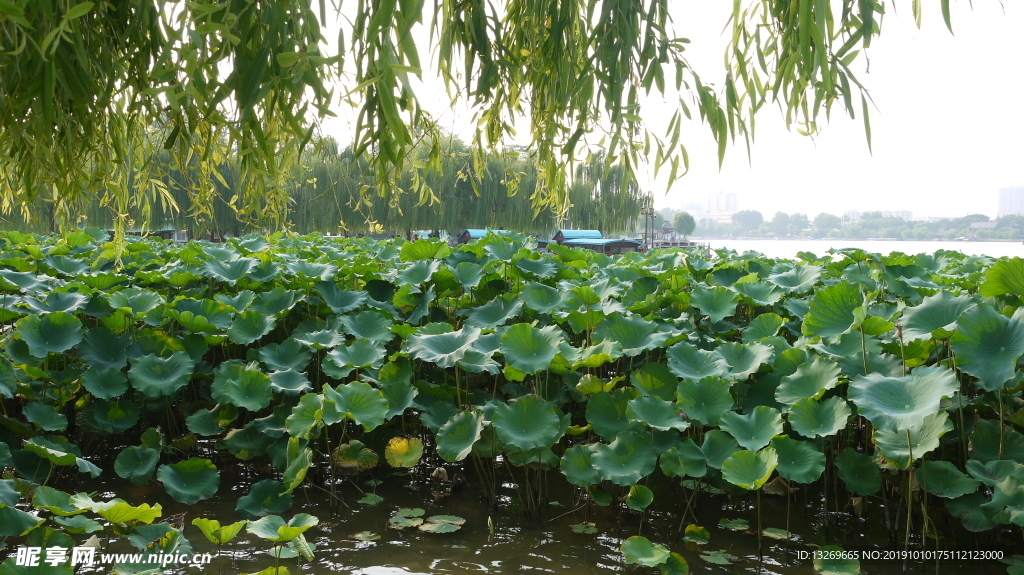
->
998;187;1024;217
707;192;738;213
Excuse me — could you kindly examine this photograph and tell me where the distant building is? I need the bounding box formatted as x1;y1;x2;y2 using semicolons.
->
707;191;738;212
458;229;507;244
998;187;1024;217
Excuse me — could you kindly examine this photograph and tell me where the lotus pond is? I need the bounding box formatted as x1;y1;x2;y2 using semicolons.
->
0;229;1022;574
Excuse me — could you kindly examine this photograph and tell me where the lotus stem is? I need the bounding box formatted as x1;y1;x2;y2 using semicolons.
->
756;487;763;558
998;388;1005;460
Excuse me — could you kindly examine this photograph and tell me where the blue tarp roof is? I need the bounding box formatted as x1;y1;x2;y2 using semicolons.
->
557;229;603;239
561;238;642;246
461;229;507;238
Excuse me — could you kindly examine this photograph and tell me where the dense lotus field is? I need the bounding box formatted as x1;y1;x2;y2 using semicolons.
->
1;229;1024;573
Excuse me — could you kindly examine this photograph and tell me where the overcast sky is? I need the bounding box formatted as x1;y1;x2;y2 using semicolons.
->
320;2;1024;220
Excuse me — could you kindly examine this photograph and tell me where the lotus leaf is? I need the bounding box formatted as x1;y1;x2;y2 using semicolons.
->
492;396;564;452
721;448;778;490
128;351;195;398
630;362;677;400
520;282;566;313
31;486;82;516
107;288;165;316
406;327;480;368
55;515;103;534
966;459;1024;486
259;339;312;371
193;518;248;545
114;446;159;485
331;441;378;474
247;513;319;542
770;436;825;483
389;507;425;529
873;411;953;469
621;535;670;567
768;264;821;293
157;458;220;504
418;515;466;533
381;379;418;420
0;507;44;536
384;436;424;467
81;367;129;399
23;402;67;431
718;406;784;452
16;311;84;357
951;304;1024;390
719;518;749;530
324;381;389;431
323;339;387;377
561;444;601;486
848;366;958;432
918;460;981;498
980;475;1024;526
236;480;294;519
690;285;739;323
901;291;977;341
717;341;773;380
228;310;276;344
80;399;141;434
270;369;312;396
946;492;998;532
77;327;129;371
970;419;1024;463
834;448;881;495
250;287;301;316
340;311;395;343
979;257;1024;297
500;323;563;374
592;431;657;486
212;363;273;411
775;358;841;406
570;523;597;534
788;396;851;438
802;282;866;338
675;376;733;426
586;388;644;439
659;440;707;478
666;342;727;381
187;403;239;436
462;294;523;328
593;313;671;356
743;313;785;343
225;422;275;460
626;395;690;431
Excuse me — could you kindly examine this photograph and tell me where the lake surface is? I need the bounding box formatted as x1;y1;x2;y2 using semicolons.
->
698;239;1022;260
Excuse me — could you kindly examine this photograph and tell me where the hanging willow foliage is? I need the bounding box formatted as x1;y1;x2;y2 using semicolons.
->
0;1;953;237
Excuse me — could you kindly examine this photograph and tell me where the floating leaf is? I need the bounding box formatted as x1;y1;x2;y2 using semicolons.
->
683;524;710;544
384;436;423;467
418;515;465;533
156;458;219;504
718;518;748;530
625;485;654;511
621;535;670;567
570;522;597;534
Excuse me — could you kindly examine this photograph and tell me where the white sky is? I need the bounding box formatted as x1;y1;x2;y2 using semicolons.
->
319;1;1024;220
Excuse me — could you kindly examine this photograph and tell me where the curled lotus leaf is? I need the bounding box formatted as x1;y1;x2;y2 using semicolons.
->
16;311;84;358
801;282;866;338
406;327;480;369
592;313;671;357
717;342;773;380
951;304;1024;391
156;458;220;504
492;396;564;452
918;460;981;498
834;448;881;496
586;388;643;440
499;323;563;375
675;377;733;427
873;411;953;469
621;535;670;567
561;444;601;487
848;366;958;432
666;342;727;381
721;448;778;490
625;395;690;432
900;291;977;341
788;396;851;439
324;381;389;431
775;357;841;406
128;352;195;398
690;285;739;323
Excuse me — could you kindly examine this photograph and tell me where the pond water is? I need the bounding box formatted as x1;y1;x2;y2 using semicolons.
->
65;451;1013;575
700;240;1022;260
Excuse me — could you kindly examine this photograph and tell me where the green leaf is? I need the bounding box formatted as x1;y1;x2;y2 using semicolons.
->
31;486;81;516
193;518;248;545
586;388;644;439
690;285;739;323
980;257;1024;297
323;339;386;377
621;535;670;566
626;395;690;431
770;436;825;483
788;396;851;439
834;448;881;495
718;406;784;452
324;381;389;431
500;323;563;374
675;376;733;426
873;411;953;469
16;312;83;357
901;291;976;341
593;313;670;356
384;436;423;467
592;431;657;486
775;357;841;406
848;366;958;431
128;351;195;398
156;458;220;504
768;265;821;293
951;304;1024;390
23;402;67;431
236;480;294;520
743;313;785;342
114;446;159;485
561;444;601;486
666;342;727;381
406;326;480;368
247;514;319;542
682;524;710;544
418;515;465;533
630;362;678;400
721;448;778;490
228;310;276;344
918;460;981;498
81;367;129;399
625;484;654;511
462;295;523;328
802;282;865;338
717;342;773;380
212;363;273;411
0;506;44;536
492;396;564;452
259;339;312;371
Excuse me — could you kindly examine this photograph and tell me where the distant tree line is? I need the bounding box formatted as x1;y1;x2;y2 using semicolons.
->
678;210;1024;241
0;138;645;239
